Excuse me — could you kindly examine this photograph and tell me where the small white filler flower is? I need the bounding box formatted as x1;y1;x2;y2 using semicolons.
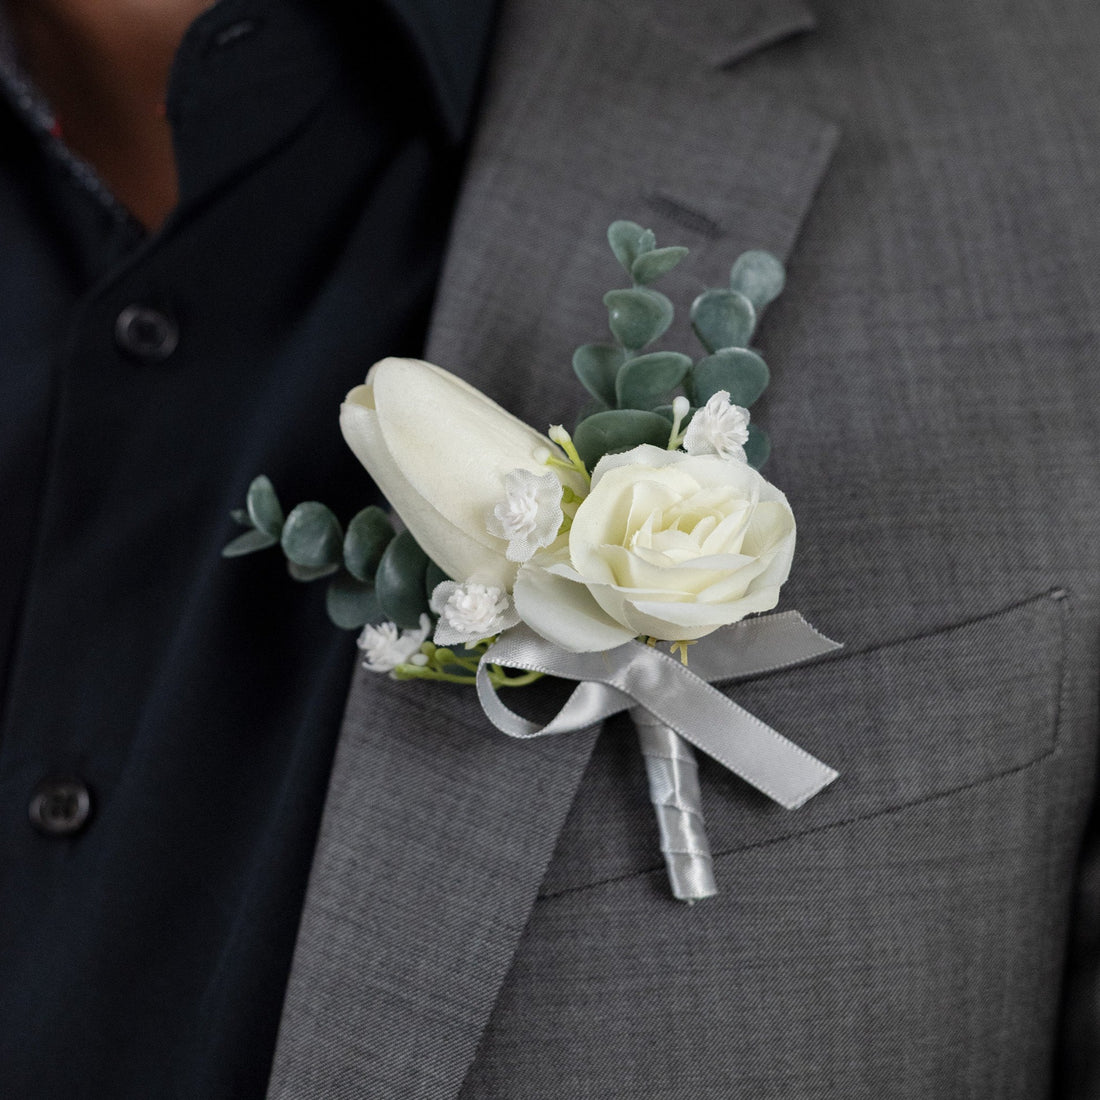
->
485;468;564;562
682;390;750;462
357;613;432;672
430;581;521;647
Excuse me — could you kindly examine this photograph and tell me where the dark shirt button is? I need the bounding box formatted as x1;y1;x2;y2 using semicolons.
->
115;305;179;361
29;778;92;837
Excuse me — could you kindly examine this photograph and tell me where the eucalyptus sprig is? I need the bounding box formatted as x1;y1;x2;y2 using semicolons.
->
222;475;441;631
569;219;786;471
223;219;790;637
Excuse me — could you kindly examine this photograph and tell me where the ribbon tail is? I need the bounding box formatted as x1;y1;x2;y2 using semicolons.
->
632;706;718;904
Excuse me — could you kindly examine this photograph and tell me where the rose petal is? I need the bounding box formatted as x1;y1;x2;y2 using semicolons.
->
513;564;636;652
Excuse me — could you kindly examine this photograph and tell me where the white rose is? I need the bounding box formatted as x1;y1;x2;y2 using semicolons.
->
514;444;795;652
340;358;583;590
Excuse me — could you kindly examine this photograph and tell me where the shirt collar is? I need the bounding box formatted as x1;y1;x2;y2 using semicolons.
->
0;0;499;148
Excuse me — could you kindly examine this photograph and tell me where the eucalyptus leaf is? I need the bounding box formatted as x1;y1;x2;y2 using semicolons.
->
604;287;674;352
730;250;786;311
375;529;430;629
221;528;278;558
615;351;692;410
287;560;340;582
607;220;650;275
343;505;395;581
326;572;382;630
230;508;251;527
572;343;623;407
280;501;343;569
650;404;686;423
745;423;771;469
572;408;673;470
574;396;610;430
690;288;756;353
246;475;285;538
631;246;689;286
688;348;770;407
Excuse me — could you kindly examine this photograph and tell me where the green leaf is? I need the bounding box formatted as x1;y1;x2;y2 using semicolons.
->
287;560;340;582
690;288;755;353
280;501;343;569
326;572;382;630
221;528;278;558
650;404;685;423
375;529;430;629
574;396;610;430
424;560;449;600
230;508;251;527
572;343;623;407
246;475;284;538
631;246;689;286
615;351;692;410
730;250;786;311
604;287;674;352
343;505;395;581
572;409;673;470
687;348;770;407
745;423;771;469
607;221;656;274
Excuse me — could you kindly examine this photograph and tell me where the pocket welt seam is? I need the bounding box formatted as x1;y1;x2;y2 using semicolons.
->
737;587;1069;686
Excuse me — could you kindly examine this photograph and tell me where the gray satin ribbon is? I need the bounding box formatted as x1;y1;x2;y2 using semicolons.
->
475;611;841;901
633;706;717;903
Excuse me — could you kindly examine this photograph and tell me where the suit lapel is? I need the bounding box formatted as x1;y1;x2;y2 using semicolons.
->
269;1;837;1096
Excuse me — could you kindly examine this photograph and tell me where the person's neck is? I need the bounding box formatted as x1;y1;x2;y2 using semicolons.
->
4;0;216;229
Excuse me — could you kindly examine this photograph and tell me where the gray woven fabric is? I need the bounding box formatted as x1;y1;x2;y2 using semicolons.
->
269;0;1100;1095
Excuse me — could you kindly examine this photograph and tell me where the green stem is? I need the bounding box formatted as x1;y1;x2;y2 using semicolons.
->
548;427;592;486
392;663;544;690
490;669;545;688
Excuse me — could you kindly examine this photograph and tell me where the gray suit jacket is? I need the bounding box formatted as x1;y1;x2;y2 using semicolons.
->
268;0;1100;1095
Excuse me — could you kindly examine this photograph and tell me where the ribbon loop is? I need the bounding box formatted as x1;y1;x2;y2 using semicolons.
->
477;612;841;810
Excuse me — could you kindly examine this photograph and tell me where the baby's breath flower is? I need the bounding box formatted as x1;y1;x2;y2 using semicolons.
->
682;390;750;462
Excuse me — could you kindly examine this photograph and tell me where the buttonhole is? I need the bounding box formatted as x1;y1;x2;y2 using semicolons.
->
213;19;259;49
644;194;725;241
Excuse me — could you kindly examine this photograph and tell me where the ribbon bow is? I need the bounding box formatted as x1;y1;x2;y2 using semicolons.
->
476;611;841;901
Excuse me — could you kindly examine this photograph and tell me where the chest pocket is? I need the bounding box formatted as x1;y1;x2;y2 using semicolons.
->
540;588;1068;896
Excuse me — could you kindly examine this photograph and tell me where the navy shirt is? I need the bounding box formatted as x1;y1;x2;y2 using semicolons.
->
0;0;495;1094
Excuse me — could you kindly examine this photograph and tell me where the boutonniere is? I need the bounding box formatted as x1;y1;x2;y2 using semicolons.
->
225;221;840;902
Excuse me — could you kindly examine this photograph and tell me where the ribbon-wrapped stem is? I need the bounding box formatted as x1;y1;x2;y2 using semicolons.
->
476;614;842;901
632;707;717;903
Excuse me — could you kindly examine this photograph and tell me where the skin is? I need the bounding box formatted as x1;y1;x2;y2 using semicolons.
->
3;0;215;228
